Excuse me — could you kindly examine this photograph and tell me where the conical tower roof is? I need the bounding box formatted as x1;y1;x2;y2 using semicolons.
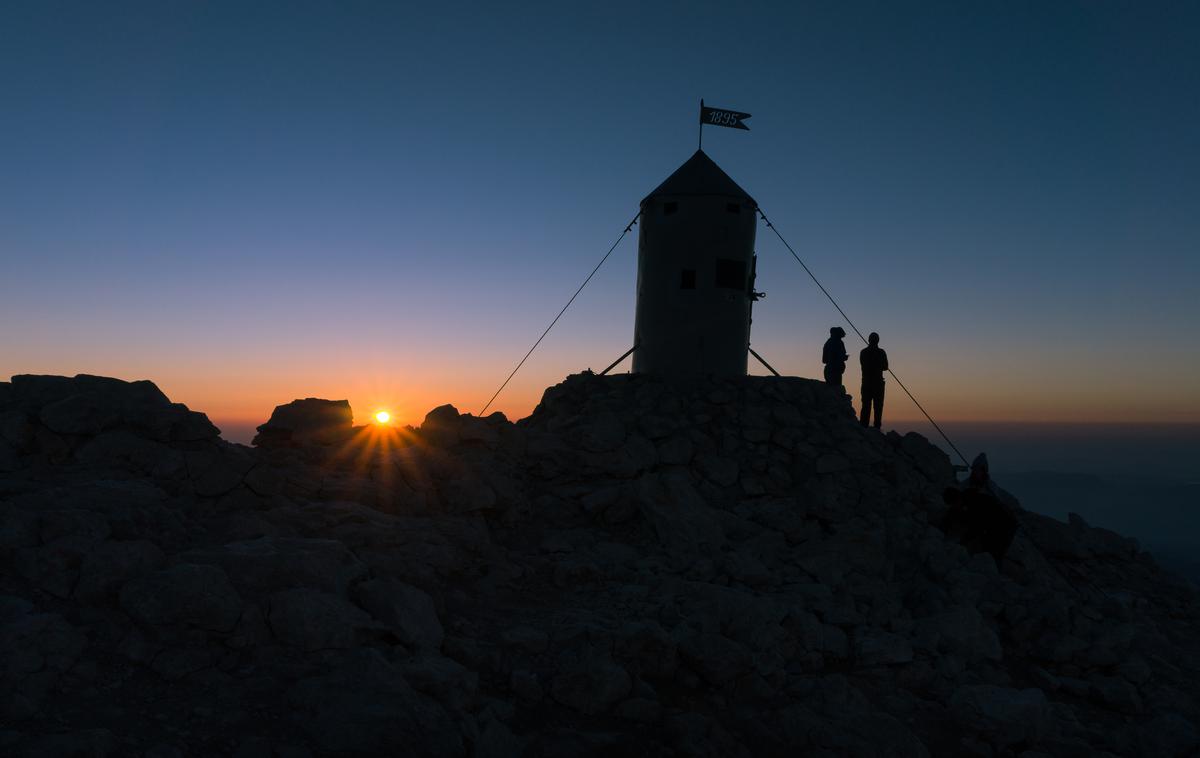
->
641;149;756;207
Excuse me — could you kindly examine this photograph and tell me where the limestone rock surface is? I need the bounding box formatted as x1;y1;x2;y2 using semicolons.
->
0;371;1198;757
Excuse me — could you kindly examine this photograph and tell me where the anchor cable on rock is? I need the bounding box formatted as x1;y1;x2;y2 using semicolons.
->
757;208;971;469
757;210;1119;601
479;213;642;416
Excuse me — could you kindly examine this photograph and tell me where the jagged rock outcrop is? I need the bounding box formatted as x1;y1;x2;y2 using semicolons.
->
252;398;354;448
1;371;1198;757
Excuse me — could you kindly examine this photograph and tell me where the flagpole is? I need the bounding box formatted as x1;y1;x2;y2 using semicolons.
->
698;98;704;150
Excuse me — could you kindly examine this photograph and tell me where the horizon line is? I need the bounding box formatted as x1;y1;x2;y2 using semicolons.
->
208;415;1200;427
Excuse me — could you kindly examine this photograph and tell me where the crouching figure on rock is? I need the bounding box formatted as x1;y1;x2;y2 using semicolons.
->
941;453;1018;566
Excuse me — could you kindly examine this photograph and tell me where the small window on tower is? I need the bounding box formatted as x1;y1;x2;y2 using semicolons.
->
680;269;696;289
663;202;678;216
726;202;741;214
715;258;746;290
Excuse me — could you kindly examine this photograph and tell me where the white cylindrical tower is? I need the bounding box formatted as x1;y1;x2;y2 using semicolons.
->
632;149;758;376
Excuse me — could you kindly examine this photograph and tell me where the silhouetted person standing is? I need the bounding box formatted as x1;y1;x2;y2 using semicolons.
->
859;332;888;428
822;327;848;387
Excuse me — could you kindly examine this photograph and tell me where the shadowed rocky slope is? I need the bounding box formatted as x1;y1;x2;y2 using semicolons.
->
1;372;1198;757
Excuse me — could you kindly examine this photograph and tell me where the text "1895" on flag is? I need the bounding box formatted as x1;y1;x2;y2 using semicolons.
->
700;104;751;130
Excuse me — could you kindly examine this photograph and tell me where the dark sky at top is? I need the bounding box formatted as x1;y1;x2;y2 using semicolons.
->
2;1;1197;428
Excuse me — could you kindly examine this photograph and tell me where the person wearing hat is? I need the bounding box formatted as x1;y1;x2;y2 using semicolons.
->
822;326;848;387
859;332;888;429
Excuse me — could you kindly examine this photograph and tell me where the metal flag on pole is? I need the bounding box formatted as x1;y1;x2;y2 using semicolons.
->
698;99;751;149
701;101;752;129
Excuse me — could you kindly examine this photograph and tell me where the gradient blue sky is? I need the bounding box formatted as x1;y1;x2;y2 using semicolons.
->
3;1;1198;436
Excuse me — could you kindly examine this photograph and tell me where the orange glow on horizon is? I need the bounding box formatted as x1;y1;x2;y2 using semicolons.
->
189;374;1197;444
5;355;1196;448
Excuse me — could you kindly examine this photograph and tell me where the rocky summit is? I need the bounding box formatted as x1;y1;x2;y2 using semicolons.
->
1;372;1198;757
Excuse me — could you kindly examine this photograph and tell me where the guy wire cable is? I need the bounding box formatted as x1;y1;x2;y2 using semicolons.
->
757;207;971;469
479;212;641;416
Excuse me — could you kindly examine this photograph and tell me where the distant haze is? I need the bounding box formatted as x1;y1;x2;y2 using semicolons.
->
912;421;1200;482
916;421;1200;582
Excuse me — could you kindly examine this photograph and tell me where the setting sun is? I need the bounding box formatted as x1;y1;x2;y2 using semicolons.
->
374;410;390;424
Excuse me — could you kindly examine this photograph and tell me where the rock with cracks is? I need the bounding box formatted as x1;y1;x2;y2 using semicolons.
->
0;371;1198;757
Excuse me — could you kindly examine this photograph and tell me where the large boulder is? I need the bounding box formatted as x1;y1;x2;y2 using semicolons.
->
267;588;375;650
674;625;754;685
119;563;244;631
0;611;88;720
11;374;218;442
421;404;465;447
0;409;35;450
74;539;166;604
352;577;444;650
636;469;726;560
550;649;633;715
913;605;1003;662
178;537;368;599
252;398;353;447
287;649;464;755
8;375;82;408
949;684;1050;747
